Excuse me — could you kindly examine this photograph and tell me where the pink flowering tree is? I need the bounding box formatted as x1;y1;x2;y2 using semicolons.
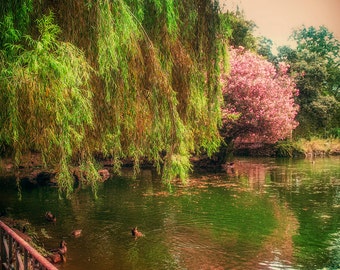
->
220;47;299;145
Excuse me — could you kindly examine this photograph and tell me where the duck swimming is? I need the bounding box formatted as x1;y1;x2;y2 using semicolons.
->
71;229;82;238
131;227;143;238
45;211;56;222
47;240;67;263
58;240;67;255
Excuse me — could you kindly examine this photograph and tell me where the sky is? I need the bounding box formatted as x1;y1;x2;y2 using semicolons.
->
220;0;340;50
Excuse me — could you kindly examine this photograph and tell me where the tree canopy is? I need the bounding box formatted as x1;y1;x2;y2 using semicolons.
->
278;26;340;137
0;0;228;194
221;47;299;144
221;9;257;51
292;26;340;99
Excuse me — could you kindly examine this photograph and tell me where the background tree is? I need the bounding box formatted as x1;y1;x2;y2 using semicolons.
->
278;26;340;137
257;36;276;64
221;47;299;146
292;26;340;99
222;9;257;51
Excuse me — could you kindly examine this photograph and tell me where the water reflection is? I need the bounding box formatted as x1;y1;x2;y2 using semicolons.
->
0;157;339;269
225;157;340;269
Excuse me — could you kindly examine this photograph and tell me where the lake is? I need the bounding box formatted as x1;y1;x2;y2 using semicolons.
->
0;157;339;269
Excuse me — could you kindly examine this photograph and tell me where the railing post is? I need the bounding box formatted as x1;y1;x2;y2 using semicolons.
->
24;249;28;270
8;236;12;268
1;227;6;270
1;232;9;270
0;220;58;270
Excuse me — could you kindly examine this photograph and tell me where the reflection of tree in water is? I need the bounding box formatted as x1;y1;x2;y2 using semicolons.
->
256;201;299;269
225;159;269;190
162;215;227;269
161;181;299;269
224;157;340;269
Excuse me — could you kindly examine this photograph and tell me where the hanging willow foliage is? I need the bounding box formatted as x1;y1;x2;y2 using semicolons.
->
0;0;228;193
0;13;98;196
94;0;227;182
95;0;191;180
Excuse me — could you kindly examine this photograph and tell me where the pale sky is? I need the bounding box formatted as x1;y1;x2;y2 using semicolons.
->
220;0;340;50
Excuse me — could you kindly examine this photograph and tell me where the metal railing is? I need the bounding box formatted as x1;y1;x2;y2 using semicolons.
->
0;220;58;270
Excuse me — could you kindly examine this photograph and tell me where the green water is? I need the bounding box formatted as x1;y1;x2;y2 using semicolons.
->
0;157;339;269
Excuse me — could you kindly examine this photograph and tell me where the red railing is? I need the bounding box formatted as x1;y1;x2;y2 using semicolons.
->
0;220;58;270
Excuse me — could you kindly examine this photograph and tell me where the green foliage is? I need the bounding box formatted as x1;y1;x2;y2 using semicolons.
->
329;128;340;138
275;140;294;157
279;26;340;138
257;36;276;63
292;26;340;64
0;13;97;194
94;0;225;184
293;50;328;104
222;10;257;51
0;0;33;49
309;96;340;132
277;45;297;62
291;26;340;100
275;140;303;157
289;49;339;137
0;1;227;193
96;0;185;181
0;14;21;47
293;137;340;155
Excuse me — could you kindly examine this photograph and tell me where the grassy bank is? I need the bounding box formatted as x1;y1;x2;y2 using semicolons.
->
276;138;340;157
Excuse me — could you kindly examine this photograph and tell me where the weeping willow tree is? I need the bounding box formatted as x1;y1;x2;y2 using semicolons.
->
0;0;228;194
0;13;99;196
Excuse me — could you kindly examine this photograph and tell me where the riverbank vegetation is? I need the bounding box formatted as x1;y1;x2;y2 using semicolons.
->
0;0;227;194
275;138;340;157
0;1;339;194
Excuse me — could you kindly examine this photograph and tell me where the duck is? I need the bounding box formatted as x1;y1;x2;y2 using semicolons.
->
47;240;67;263
131;227;143;239
58;240;67;255
45;211;56;222
71;229;82;238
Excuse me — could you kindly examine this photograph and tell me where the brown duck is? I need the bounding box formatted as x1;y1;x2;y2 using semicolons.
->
47;240;67;263
71;229;82;238
131;227;144;239
45;211;56;222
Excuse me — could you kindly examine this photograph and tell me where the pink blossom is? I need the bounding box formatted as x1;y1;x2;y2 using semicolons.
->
221;47;299;144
